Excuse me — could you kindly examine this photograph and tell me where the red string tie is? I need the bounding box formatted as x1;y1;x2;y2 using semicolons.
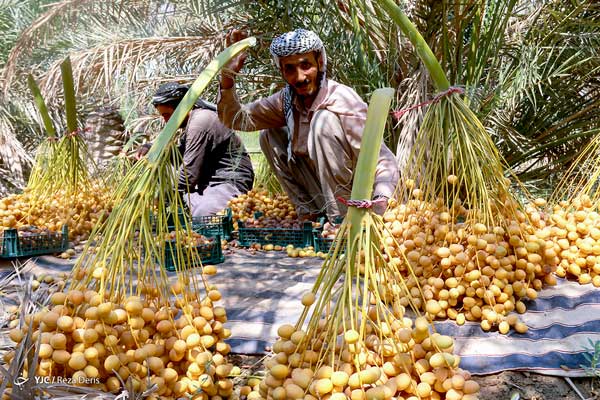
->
391;86;464;119
67;128;81;137
67;127;91;137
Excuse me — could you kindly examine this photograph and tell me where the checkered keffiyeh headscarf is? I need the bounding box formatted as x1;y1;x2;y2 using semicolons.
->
269;29;327;71
269;29;327;161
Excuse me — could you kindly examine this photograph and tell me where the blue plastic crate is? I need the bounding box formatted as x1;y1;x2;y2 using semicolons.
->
0;225;69;258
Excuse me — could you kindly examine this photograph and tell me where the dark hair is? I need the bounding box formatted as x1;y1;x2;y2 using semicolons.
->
152;83;189;106
152;82;217;111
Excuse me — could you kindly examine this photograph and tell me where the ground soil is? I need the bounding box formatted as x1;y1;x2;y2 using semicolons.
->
473;372;597;400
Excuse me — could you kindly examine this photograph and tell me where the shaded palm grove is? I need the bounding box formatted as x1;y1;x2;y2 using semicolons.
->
0;0;598;195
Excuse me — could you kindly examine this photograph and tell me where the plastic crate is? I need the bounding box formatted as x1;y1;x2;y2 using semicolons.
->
166;208;186;227
190;209;233;241
152;208;234;241
313;236;336;253
313;216;344;253
149;208;185;232
238;220;314;248
163;234;224;272
0;225;69;258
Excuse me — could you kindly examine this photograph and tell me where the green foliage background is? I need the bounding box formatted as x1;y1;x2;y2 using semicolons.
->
0;0;598;196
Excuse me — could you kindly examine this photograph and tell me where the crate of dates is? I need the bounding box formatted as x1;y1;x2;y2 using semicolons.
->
0;225;68;258
313;218;344;253
163;232;224;271
238;213;317;248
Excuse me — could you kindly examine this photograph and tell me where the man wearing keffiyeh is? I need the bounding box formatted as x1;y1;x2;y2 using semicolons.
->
218;29;399;222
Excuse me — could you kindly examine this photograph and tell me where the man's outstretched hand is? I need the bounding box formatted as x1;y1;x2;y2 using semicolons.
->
221;29;248;89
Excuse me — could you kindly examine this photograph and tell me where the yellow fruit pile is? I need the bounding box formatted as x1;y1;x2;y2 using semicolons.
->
285;245;325;259
227;190;297;227
0;184;111;244
257;305;480;400
380;193;557;334
4;284;233;399
544;195;600;286
252;243;285;252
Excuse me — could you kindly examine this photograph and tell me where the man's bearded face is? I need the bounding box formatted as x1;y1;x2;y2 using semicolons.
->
280;52;321;98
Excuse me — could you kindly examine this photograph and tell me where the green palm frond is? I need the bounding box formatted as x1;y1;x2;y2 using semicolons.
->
1;0;166;91
0;108;33;184
483;1;600;186
2;0;94;89
0;0;598;196
0;0;46;67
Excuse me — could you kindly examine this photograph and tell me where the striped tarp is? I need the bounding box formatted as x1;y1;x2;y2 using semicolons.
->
24;250;600;377
210;250;600;377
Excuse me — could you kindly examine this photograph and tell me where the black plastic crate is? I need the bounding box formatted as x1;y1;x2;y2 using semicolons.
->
163;234;224;271
0;225;69;258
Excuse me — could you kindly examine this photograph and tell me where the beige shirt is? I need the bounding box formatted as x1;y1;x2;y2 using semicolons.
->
217;79;399;198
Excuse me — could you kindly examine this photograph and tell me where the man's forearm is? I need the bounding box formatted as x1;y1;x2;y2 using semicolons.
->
217;83;246;131
220;72;235;90
217;85;286;133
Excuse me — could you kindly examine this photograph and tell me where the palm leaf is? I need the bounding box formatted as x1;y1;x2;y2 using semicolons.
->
0;109;32;186
1;0;156;91
38;35;223;102
0;0;598;197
